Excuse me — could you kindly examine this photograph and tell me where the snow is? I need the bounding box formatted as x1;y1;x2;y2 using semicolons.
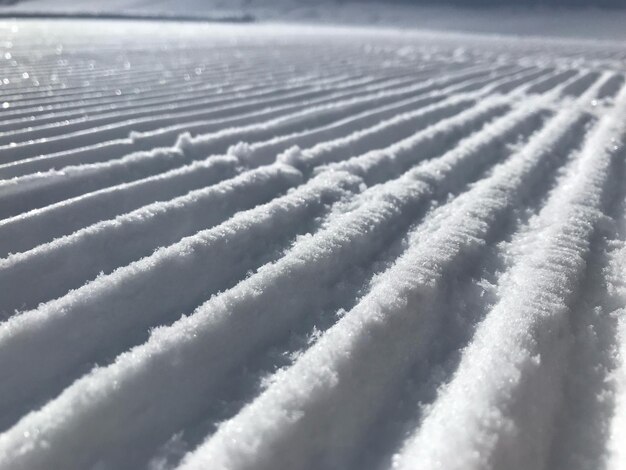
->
1;17;626;470
5;1;626;40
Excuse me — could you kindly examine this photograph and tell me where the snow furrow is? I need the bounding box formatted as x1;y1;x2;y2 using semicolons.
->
0;169;453;467
315;68;584;184
525;69;580;94
0;62;495;176
0;65;493;178
0;72;577;470
392;77;626;470
0;72;509;216
0;65;491;164
0;80;313;133
0;163;306;315
174;73;608;470
0;170;360;433
0;68;541;256
591;174;626;470
225;66;541;169
0;54;368;111
317;97;510;184
0;75;382;153
235;66;548;170
0;74;383;132
0;156;240;258
2;22;625;470
544;145;626;470
0;57;372;116
0;74;421;145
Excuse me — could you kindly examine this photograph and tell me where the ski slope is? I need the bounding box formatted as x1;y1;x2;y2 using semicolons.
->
6;1;626;40
1;19;626;470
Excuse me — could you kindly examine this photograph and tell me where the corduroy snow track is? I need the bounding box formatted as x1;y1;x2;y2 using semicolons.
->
0;19;626;470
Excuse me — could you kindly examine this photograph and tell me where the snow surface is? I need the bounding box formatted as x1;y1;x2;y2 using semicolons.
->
5;0;626;39
1;18;626;470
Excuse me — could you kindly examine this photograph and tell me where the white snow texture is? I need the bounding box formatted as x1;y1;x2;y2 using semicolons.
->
0;18;625;470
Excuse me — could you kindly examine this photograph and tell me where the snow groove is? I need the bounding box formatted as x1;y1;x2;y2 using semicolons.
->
0;170;359;433
393;76;626;470
1;21;625;470
175;71;609;470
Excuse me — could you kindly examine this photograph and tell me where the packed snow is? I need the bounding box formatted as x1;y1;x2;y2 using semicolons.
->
0;18;626;470
5;1;626;40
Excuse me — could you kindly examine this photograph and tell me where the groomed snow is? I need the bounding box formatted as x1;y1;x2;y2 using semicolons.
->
0;19;626;470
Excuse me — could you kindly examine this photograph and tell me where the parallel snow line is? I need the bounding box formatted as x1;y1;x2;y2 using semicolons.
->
0;72;390;132
176;73;609;470
2;81;528;342
0;67;533;254
597;73;625;100
525;68;579;94
0;75;231;114
0;80;566;470
0;170;361;434
440;66;536;95
0;95;468;253
0;72;421;145
0;77;432;215
0;68;258;120
0;63;497;177
0;56;248;95
391;78;626;470
232;66;549;169
13;60;472;138
589;181;626;470
289;67;576;177
11;46;418;83
0;163;305;316
0;57;429;115
0;68;213;108
0;65;176;96
0;62;495;174
245;98;475;168
0;169;452;470
0;156;240;258
488;67;553;94
0;72;395;161
0;72;509;216
0;66;492;179
543;152;626;470
0;89;451;252
160;66;526;160
4;59;449;117
560;70;603;97
1;48;329;81
316;97;510;184
0;58;409;93
160;99;553;469
226;95;456;168
0;145;191;219
0;71;407;148
352;140;573;470
0;56;353;114
0;79;309;133
0;55;346;109
0;65;321;118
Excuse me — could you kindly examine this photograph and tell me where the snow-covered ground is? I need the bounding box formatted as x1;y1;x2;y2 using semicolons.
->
4;0;626;40
1;18;626;470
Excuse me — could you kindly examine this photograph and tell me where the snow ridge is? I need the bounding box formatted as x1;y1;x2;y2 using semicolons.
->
1;20;626;470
